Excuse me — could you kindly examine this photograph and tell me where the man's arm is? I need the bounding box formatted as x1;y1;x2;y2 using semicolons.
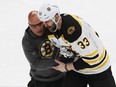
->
52;58;91;72
22;37;58;70
52;59;75;72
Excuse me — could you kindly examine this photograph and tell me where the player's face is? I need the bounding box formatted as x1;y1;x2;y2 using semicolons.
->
44;19;56;32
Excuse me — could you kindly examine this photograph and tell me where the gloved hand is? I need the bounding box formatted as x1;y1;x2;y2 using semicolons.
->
60;46;73;58
60;46;81;61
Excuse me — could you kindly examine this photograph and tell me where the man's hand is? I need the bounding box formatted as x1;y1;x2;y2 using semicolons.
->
52;59;75;72
52;59;67;72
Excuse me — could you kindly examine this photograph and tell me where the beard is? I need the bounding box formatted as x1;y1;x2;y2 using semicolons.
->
49;22;57;33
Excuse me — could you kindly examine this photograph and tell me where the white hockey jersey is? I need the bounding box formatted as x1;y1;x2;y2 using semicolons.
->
48;14;110;75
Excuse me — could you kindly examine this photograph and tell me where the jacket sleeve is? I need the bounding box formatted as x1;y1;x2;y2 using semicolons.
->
22;37;58;70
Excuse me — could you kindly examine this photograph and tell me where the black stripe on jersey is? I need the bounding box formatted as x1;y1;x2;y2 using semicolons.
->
73;58;92;70
91;50;107;68
82;54;99;60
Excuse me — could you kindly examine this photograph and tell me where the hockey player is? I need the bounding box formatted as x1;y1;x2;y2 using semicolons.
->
38;2;116;87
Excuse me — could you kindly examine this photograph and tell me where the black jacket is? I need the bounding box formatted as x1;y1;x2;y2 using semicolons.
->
22;27;65;81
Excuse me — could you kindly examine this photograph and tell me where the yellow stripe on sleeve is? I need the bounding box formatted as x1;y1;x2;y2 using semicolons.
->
70;15;82;27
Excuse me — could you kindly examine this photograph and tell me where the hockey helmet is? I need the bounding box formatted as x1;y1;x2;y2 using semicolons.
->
38;2;60;22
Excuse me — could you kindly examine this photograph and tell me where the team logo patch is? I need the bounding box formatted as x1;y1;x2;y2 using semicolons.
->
67;26;75;35
39;39;55;59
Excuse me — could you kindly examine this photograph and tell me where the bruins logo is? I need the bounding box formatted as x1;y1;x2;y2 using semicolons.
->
39;39;55;59
67;26;75;35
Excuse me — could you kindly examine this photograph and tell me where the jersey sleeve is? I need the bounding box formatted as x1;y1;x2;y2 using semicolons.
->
81;19;103;55
62;15;82;43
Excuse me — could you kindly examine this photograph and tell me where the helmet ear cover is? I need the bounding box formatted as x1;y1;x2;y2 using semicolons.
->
38;3;60;22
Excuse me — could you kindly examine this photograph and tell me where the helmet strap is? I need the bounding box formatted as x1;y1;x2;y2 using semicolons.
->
51;14;60;32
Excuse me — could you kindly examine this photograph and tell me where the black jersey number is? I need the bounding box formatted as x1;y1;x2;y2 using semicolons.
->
77;37;90;49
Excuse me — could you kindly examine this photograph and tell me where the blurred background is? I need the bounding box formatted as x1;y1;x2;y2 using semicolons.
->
0;0;116;86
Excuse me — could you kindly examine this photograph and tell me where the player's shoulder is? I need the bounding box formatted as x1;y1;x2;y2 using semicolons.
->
61;13;79;18
61;13;81;23
61;13;72;18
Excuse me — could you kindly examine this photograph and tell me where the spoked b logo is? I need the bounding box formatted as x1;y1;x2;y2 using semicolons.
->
40;39;55;59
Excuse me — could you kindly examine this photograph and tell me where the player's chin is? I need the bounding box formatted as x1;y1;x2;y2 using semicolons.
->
49;27;57;32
